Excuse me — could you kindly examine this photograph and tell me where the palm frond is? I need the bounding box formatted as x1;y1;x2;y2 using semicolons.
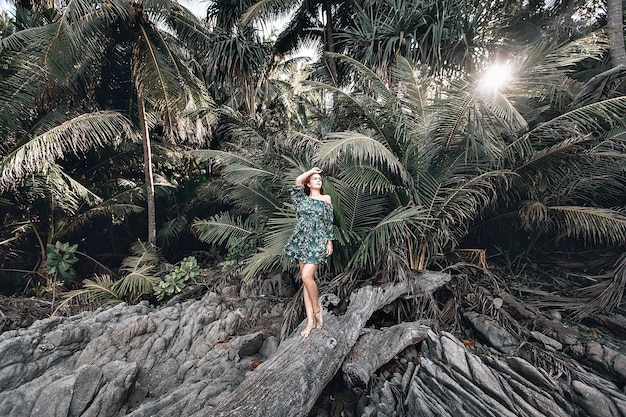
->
240;0;297;26
224;182;281;214
222;163;277;185
326;52;397;104
336;164;396;194
571;252;626;320
189;148;258;168
0;24;53;51
0;49;45;134
56;166;103;205
351;206;431;270
533;96;626;143
330;177;390;237
43;0;110;81
304;80;396;147
119;241;162;273
263;210;297;247
511;31;609;107
570;66;626;108
132;14;212;142
83;274;124;305
390;56;428;115
112;263;160;299
193;212;256;249
316;131;408;181
102;184;148;206
504;96;626;162
113;241;162;300
53;274;122;315
477;88;528;134
168;4;211;39
0;111;135;191
423;78;474;149
55;203;144;241
241;245;285;281
511;135;593;183
157;216;189;248
548;205;626;246
134;26;182;137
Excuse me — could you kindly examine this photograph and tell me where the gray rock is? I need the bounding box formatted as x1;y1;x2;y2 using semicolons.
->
464;311;519;353
571;380;620;417
530;330;563;351
234;331;264;357
68;366;104;416
30;375;74;417
0;291;283;417
3;281;626;417
260;335;279;359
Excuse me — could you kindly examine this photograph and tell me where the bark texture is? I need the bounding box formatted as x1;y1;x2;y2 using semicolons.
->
341;321;430;391
608;0;626;67
208;271;451;417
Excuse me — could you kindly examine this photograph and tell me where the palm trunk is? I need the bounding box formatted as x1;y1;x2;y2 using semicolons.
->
136;85;157;246
607;0;626;67
235;67;255;119
323;0;338;85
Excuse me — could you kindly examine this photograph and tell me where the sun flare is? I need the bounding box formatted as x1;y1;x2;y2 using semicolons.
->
478;62;514;93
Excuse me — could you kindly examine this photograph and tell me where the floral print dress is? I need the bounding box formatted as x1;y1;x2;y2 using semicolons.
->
284;185;334;265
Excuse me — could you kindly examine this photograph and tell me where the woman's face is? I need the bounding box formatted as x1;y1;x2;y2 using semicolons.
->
307;174;323;189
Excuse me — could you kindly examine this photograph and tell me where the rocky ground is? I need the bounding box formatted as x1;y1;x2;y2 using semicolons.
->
1;271;626;417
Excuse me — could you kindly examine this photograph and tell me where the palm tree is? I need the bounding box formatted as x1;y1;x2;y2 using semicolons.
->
0;0;214;247
0;8;14;38
243;0;359;83
606;0;626;67
193;27;626;310
175;0;282;120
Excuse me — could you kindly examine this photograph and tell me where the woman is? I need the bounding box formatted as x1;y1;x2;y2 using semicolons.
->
284;167;334;338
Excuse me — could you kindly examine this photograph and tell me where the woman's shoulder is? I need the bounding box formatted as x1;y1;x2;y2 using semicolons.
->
321;194;332;205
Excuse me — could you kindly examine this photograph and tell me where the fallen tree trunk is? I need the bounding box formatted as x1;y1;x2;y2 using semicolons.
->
499;292;626;385
206;271;451;417
341;321;430;391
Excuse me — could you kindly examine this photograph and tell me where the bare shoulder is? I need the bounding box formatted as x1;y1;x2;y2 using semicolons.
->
322;194;332;205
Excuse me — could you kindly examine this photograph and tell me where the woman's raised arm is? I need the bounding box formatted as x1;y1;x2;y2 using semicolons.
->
295;167;322;186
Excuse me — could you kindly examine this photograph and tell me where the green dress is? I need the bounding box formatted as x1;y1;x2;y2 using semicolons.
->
284;185;334;265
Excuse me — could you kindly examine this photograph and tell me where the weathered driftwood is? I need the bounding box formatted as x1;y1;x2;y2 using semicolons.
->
500;291;626;385
586;313;626;338
206;271;451;417
341;321;430;391
498;292;580;345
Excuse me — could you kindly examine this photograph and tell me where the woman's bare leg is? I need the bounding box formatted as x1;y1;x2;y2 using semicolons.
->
299;263;320;337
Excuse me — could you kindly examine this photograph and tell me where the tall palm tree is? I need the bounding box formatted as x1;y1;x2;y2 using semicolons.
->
193;28;626;289
0;0;214;246
243;0;358;83
606;0;626;67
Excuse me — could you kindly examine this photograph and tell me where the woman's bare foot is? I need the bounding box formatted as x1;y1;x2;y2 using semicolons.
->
314;309;323;329
300;323;315;338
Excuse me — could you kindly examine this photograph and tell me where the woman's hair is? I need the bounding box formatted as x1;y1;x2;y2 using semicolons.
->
303;174;323;196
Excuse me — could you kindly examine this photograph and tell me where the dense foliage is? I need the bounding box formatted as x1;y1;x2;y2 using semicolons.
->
1;0;626;323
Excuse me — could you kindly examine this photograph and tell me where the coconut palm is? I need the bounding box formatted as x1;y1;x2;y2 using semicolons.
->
0;0;215;247
194;26;626;306
190;124;306;280
243;0;359;84
0;9;14;38
176;0;283;120
602;0;626;65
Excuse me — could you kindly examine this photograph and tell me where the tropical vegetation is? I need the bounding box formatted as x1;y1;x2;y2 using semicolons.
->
1;0;626;337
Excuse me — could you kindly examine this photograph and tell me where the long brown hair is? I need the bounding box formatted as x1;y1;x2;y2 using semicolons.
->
303;174;324;196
